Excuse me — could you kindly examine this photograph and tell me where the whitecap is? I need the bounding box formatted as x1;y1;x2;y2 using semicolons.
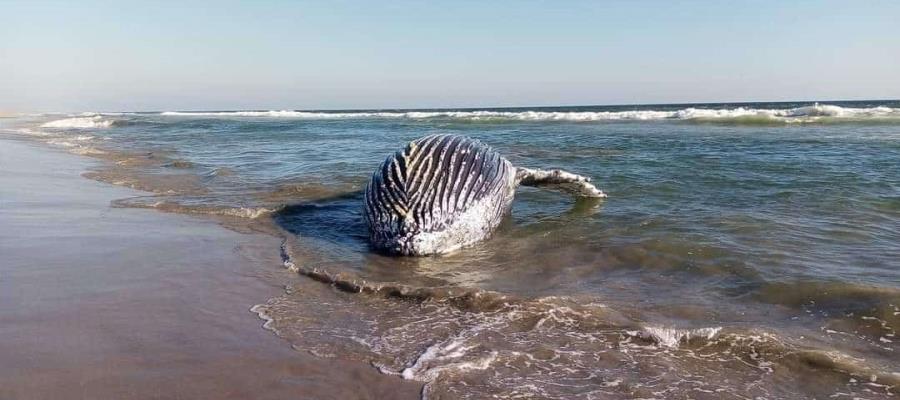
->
41;116;117;129
632;326;722;348
158;104;900;123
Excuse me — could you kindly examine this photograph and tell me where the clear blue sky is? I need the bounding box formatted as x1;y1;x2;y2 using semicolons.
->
2;0;898;111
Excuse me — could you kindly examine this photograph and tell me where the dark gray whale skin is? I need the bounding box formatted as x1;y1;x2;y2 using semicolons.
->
364;134;605;256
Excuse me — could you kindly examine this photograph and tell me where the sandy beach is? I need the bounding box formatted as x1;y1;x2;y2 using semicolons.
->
0;137;421;399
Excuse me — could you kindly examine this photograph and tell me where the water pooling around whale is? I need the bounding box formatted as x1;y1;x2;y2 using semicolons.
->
364;134;604;255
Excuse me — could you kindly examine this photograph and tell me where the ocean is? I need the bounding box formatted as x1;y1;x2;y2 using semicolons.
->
4;100;899;399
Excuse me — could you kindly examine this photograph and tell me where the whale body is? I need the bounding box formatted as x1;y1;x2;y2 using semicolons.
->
364;134;604;256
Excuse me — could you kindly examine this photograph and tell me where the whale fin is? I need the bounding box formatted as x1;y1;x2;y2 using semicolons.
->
515;167;606;198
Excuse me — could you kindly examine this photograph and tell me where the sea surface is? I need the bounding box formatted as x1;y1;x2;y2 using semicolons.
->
4;100;899;399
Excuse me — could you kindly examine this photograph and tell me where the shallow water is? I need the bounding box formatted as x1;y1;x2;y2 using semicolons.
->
5;100;899;398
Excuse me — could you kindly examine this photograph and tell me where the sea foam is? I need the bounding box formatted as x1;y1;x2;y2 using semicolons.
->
41;116;117;129
158;104;900;123
632;326;723;348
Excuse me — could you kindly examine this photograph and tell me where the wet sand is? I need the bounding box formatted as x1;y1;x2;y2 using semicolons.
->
0;138;422;399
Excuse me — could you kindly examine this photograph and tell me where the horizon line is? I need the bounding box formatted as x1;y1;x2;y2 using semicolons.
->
8;98;899;115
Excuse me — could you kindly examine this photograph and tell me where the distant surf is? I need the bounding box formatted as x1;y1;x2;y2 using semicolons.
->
159;103;900;124
41;114;122;129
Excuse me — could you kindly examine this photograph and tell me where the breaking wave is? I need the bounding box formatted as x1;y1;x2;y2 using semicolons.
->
630;326;722;348
160;104;900;123
41;115;121;129
112;196;279;219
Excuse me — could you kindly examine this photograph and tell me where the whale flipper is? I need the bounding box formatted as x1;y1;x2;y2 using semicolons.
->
515;167;606;198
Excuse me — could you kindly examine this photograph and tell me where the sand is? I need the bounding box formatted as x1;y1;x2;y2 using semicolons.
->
0;137;422;399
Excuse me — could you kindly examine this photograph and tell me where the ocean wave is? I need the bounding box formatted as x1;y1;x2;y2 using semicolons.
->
164;160;195;169
260;240;900;398
45;138;106;155
379;339;500;382
629;326;722;348
161;110;351;118
112;196;279;219
13;127;44;136
159;104;900;123
278;242;513;311
41;116;120;129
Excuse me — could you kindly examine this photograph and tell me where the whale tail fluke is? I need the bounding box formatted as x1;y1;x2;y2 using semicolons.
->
515;167;607;198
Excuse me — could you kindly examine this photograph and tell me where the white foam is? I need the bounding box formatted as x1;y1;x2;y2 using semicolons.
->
634;326;722;348
69;147;106;155
158;104;900;122
46;139;80;147
41;116;116;129
126;201;277;219
44;137;105;155
395;338;498;381
160;109;675;120
228;206;276;219
250;304;278;333
14;127;51;136
160;110;372;118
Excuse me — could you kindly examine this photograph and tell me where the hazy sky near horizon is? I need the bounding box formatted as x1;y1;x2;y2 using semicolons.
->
2;1;899;111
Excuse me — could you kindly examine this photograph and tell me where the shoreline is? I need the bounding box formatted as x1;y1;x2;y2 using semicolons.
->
0;136;422;399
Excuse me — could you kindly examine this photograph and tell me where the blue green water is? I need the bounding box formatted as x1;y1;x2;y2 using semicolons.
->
7;100;900;399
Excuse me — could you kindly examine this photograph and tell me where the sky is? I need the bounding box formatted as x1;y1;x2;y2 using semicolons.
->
2;0;899;111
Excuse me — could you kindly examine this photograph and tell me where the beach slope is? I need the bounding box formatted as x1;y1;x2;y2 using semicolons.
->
0;138;421;399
